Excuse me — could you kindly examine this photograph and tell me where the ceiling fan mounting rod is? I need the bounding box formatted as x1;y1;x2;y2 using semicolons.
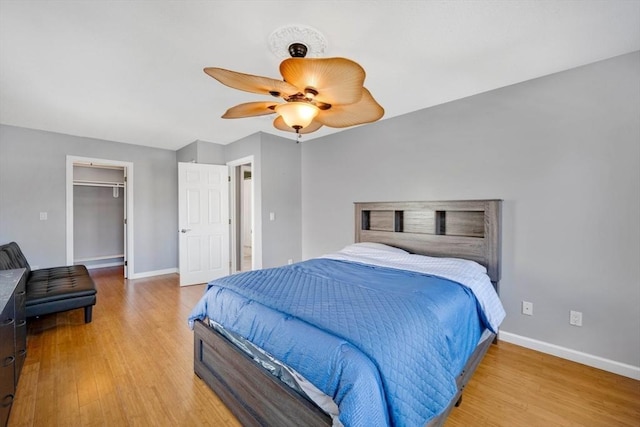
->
304;87;318;98
288;42;308;58
286;93;313;103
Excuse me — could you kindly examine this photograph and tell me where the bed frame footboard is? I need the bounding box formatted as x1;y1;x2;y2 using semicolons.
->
193;319;331;427
194;319;495;427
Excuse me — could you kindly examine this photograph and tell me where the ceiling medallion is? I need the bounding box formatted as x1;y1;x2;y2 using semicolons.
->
268;24;328;59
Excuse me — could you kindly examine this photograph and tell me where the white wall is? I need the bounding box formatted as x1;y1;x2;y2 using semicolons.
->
301;52;640;369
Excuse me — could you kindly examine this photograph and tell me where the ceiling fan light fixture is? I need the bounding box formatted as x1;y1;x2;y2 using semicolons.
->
205;25;383;137
275;102;320;131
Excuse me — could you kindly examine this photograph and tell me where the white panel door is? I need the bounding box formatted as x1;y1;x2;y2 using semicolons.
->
178;162;229;286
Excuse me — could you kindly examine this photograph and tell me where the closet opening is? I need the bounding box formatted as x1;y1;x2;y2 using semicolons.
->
66;156;134;278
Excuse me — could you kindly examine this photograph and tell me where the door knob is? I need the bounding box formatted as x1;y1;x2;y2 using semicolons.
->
180;228;191;233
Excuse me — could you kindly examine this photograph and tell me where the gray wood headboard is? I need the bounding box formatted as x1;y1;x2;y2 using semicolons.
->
354;200;502;283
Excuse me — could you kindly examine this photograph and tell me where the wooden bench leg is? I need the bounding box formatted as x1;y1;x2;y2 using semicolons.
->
84;306;93;323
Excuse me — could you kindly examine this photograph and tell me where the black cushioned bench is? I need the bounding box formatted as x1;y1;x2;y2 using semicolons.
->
0;242;97;323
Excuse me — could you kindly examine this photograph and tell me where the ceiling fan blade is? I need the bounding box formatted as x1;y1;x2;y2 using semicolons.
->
221;101;279;119
273;116;323;134
204;67;299;97
315;88;384;128
280;58;366;105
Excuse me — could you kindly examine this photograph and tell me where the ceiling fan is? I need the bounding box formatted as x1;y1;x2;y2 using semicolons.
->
204;41;384;138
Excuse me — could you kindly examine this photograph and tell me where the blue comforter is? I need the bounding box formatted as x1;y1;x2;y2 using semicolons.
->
188;259;484;426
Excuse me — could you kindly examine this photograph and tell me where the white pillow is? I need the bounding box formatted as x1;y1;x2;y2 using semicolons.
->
343;242;409;254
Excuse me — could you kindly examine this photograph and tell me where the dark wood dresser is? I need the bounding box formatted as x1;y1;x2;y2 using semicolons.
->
0;268;26;427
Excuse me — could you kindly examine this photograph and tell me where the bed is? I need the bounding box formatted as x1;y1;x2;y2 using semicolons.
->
189;199;503;426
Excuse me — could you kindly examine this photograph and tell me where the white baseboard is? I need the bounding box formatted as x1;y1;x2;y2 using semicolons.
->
499;331;640;380
129;268;178;279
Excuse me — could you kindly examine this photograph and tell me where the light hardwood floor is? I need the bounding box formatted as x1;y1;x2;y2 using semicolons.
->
9;267;640;426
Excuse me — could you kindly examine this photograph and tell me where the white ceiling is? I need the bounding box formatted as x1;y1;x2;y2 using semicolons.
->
1;1;639;150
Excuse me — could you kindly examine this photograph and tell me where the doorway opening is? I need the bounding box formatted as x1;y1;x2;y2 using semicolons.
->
228;156;255;272
66;156;134;278
240;165;252;271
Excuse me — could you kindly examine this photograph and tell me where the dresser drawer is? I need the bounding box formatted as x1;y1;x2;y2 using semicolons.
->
0;268;26;426
14;318;26;385
0;357;15;412
14;289;25;321
0;299;15;362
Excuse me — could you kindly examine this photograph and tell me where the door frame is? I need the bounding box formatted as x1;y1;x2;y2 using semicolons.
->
227;155;261;272
66;155;134;277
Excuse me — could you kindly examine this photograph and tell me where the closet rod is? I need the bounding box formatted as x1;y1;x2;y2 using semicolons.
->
73;180;125;188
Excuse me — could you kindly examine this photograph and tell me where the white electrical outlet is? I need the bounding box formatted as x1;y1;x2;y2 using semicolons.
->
39;212;48;220
522;301;533;316
287;259;293;265
570;310;583;326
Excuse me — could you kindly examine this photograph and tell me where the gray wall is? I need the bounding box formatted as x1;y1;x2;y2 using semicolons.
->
260;133;302;267
0;125;178;274
175;140;198;163
0;125;301;274
301;52;640;367
176;139;225;164
177;132;302;268
2;52;635;368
